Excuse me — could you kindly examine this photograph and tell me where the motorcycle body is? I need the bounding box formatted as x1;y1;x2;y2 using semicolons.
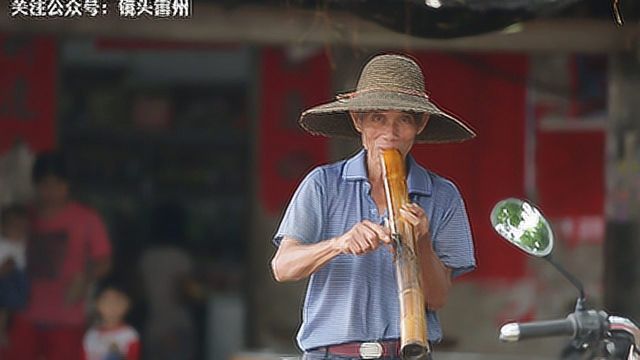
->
490;198;640;360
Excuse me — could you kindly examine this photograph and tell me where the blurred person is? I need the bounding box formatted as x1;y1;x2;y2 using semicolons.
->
83;278;140;360
138;203;197;360
0;140;35;208
270;54;476;359
4;151;112;360
0;205;30;346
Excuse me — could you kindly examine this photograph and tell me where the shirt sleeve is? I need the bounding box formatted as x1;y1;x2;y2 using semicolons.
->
85;211;112;260
127;338;141;360
432;189;476;278
272;168;325;247
81;331;90;360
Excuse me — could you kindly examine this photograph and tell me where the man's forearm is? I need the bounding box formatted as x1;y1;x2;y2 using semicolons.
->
271;238;342;282
420;235;452;310
88;257;111;281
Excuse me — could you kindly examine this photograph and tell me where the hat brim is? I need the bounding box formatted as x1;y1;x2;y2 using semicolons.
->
299;90;476;144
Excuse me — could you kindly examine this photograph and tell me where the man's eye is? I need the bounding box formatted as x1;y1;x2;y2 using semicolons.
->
400;115;413;123
372;115;384;122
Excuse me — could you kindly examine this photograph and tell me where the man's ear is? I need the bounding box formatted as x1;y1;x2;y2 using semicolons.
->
417;113;430;134
350;111;362;133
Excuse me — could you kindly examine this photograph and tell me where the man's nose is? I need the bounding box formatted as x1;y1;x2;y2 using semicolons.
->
387;119;401;136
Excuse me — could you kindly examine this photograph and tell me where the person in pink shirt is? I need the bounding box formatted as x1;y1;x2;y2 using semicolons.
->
4;151;112;360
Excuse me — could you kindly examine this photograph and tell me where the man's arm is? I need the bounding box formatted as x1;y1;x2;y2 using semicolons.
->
86;211;112;280
418;237;452;310
66;211;112;305
65;256;111;305
271;237;342;282
89;256;111;280
272;220;391;282
400;203;451;310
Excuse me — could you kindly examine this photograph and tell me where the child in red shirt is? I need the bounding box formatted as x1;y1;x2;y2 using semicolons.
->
83;279;140;360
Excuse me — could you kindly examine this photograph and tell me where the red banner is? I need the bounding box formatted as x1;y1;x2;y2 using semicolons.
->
258;48;330;214
0;35;56;153
410;52;529;281
537;131;605;247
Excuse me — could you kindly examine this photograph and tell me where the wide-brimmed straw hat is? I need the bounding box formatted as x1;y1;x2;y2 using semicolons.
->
299;54;476;143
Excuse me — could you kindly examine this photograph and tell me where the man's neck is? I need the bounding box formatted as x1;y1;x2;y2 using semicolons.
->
366;152;384;185
38;200;69;217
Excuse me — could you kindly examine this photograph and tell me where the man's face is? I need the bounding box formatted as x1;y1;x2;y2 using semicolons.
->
352;110;428;159
36;175;69;207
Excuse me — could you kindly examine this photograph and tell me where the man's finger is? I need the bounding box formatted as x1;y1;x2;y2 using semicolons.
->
363;231;377;250
407;203;430;226
348;230;364;254
400;207;420;226
407;203;424;213
362;227;379;249
401;203;421;216
404;203;427;218
363;221;391;243
362;227;381;250
352;238;364;254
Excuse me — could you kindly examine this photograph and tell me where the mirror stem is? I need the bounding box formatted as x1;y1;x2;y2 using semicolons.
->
545;255;586;310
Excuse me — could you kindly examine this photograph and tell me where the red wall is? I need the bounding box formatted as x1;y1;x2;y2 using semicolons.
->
411;52;529;281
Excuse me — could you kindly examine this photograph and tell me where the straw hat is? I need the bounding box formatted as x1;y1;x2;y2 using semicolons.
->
299;54;476;143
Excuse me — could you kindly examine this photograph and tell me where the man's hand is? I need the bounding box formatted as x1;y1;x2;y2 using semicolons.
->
0;259;16;277
64;273;88;306
400;203;430;241
334;220;392;255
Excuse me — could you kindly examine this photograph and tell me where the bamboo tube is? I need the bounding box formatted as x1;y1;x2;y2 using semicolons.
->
381;149;430;360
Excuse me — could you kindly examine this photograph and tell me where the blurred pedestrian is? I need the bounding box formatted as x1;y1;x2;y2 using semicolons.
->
0;204;29;347
4;150;113;360
139;203;196;360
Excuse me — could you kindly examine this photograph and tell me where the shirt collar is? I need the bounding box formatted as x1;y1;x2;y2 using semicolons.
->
343;149;368;181
343;148;432;196
406;153;432;196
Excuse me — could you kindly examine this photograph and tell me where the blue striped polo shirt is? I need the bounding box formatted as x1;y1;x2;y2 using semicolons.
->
273;148;476;351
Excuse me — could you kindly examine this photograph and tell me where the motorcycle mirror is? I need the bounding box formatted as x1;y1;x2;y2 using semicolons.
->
490;198;554;258
490;198;586;307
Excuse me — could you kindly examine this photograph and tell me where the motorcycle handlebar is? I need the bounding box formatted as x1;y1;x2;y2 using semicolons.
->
500;310;610;343
500;317;576;342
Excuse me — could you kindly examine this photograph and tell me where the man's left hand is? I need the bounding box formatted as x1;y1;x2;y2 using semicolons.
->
64;273;88;305
0;258;16;277
399;203;430;241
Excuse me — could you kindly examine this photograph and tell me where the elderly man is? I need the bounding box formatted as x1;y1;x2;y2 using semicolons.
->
271;54;476;360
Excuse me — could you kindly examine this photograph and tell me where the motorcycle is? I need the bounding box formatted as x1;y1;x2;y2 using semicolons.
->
490;198;640;360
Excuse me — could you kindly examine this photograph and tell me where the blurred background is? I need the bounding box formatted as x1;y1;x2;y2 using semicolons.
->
1;0;640;359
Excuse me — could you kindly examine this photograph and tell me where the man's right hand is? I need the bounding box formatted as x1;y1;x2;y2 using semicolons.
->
334;220;392;255
272;221;392;282
0;258;16;277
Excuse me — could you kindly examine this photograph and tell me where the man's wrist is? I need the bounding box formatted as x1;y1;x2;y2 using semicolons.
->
419;234;437;257
331;235;346;255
